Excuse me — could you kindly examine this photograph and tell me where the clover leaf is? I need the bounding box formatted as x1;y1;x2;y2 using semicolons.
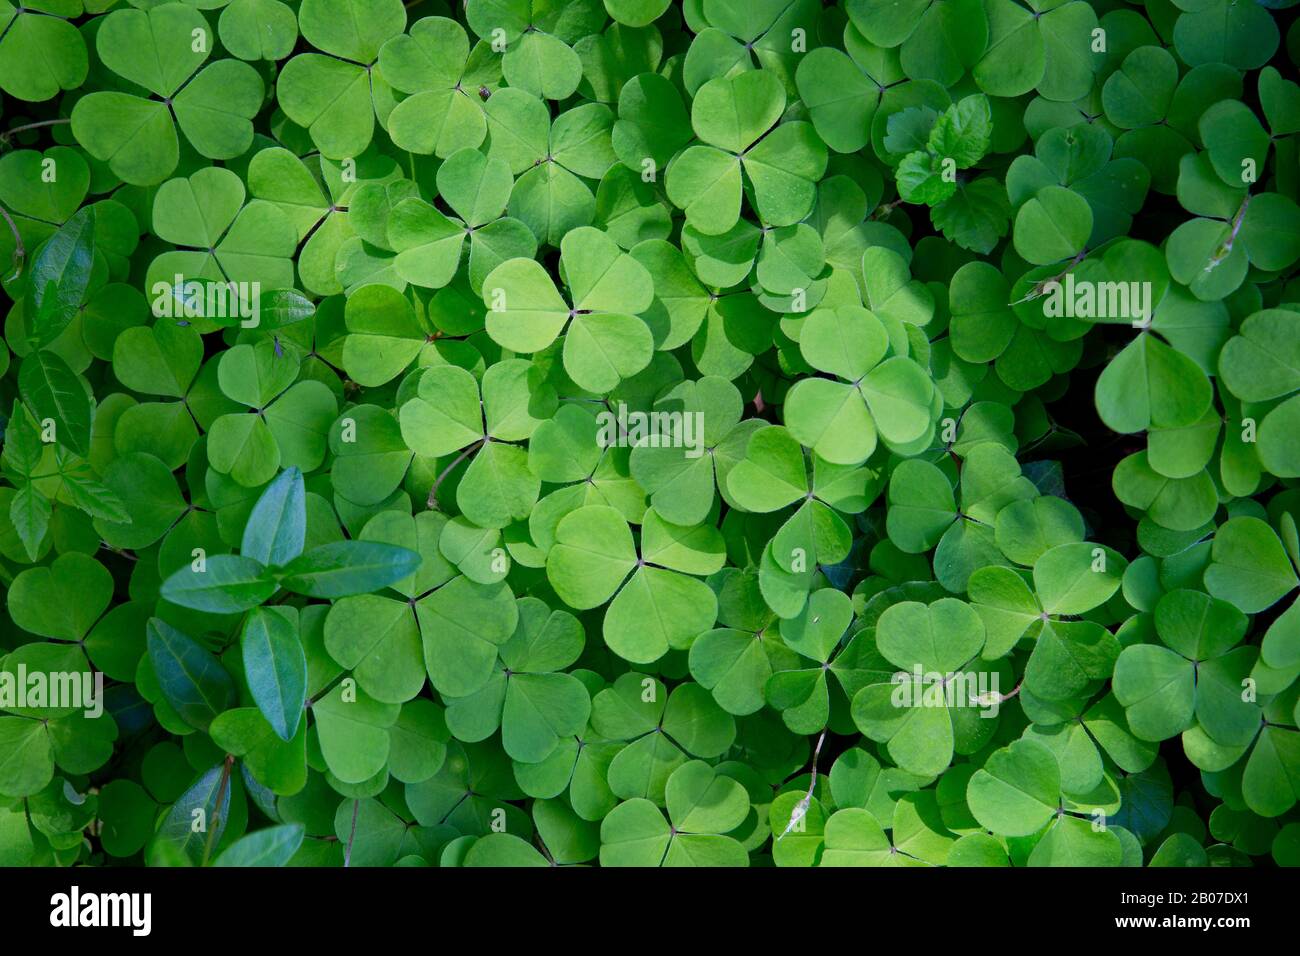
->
0;1;87;102
276;0;406;160
783;308;938;463
547;505;721;662
483;226;655;392
71;4;264;185
444;596;590;763
589;674;735;803
851;598;1003;777
599;760;749;865
667;71;827;237
1114;588;1258;746
389;148;537;293
967;737;1124;865
380;16;496;157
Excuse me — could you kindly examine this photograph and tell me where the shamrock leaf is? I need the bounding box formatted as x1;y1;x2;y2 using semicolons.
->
218;0;299;62
1114;589;1258;746
1007;124;1150;246
967;738;1124;865
683;0;820;95
782;308;938;463
589;674;735;803
444;597;591;763
483;226;655;392
1219;309;1300;477
667;70;827;235
0;2;87;102
851;598;1002;777
969;540;1125;701
525;400;647;555
973;0;1101;103
380;16;495;157
1204;516;1298;614
818;792;956;866
400;359;554;527
763;587;857;732
207;340;337;487
482;90;615;245
277;0;407;159
249;147;405;297
689;567;802;716
388;148;537;293
599;760;749;866
627;375;753;526
146;167;298;325
71;5;264;185
547;505;722;663
851;0;988;86
1166;159;1300;302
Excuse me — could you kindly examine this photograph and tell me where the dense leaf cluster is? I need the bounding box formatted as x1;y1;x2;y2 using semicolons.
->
1;0;1299;868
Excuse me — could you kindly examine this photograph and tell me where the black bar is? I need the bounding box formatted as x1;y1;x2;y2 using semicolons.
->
2;865;1280;941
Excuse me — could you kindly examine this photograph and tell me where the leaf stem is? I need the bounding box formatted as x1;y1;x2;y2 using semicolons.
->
0;118;71;143
0;203;24;281
1008;248;1089;307
344;799;359;867
871;198;906;221
777;728;828;842
427;439;483;508
201;754;235;866
1205;196;1251;274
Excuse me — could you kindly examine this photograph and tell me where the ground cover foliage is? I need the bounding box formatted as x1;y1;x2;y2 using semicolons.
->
1;0;1299;868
